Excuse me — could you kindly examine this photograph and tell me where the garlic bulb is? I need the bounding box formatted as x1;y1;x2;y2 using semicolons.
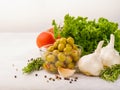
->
100;34;120;67
78;41;104;76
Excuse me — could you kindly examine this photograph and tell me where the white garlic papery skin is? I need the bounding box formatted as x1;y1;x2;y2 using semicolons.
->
78;41;104;76
100;34;120;67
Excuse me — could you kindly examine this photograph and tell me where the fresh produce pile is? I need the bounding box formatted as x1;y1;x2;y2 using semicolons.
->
22;14;120;82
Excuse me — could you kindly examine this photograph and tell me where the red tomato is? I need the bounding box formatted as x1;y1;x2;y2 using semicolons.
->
36;31;55;48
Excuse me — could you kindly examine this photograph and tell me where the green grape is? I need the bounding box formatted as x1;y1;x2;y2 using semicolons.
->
73;44;78;50
66;44;72;51
53;50;59;56
55;61;60;68
43;63;47;70
46;54;56;63
64;51;71;55
59;37;67;44
47;46;54;52
67;37;74;45
66;56;73;64
73;56;79;62
43;62;50;70
49;64;57;73
53;40;59;49
58;43;65;51
66;44;72;47
64;46;72;53
55;61;64;68
44;62;57;73
67;63;75;69
43;63;46;69
72;50;79;57
63;48;67;52
57;53;66;62
71;50;80;62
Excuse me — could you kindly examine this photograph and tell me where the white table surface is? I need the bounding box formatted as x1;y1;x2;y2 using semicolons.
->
0;32;120;90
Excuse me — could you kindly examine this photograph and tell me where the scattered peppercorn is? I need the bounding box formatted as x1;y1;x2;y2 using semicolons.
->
44;75;47;78
64;77;70;80
14;75;17;78
69;81;72;84
53;79;55;81
43;74;79;84
70;79;73;81
75;77;78;80
56;75;59;79
55;75;62;80
74;79;77;81
35;74;38;76
49;78;52;80
59;77;62;80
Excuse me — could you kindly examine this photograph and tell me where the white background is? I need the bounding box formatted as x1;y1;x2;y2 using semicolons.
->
0;0;120;32
0;1;120;89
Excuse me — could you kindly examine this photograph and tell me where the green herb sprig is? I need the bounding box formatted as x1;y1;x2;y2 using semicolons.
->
52;20;59;39
100;64;120;82
22;57;44;74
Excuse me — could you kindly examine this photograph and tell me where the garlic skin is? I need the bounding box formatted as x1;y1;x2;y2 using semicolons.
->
100;34;120;67
78;41;104;76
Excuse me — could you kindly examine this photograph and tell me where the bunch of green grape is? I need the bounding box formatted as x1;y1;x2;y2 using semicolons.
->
43;37;81;73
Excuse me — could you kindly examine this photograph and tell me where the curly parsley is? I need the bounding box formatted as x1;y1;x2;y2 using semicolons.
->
52;14;120;55
100;64;120;82
22;57;44;74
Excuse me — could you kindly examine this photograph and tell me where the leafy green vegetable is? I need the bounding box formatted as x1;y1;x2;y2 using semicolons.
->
52;20;59;39
114;30;120;53
52;14;120;55
100;64;120;82
22;57;44;73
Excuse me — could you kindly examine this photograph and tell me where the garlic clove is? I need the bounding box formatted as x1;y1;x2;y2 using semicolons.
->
58;67;75;78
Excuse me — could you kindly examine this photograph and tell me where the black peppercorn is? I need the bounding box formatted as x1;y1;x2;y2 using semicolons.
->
14;75;17;78
35;74;38;76
44;75;47;78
